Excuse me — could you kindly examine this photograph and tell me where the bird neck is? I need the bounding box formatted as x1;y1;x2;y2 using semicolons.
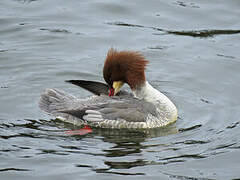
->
132;81;173;105
132;81;157;101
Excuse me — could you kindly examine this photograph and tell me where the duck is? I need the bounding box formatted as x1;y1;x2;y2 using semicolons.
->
39;48;178;129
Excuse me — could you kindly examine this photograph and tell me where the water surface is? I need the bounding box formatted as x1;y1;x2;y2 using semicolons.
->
1;0;240;179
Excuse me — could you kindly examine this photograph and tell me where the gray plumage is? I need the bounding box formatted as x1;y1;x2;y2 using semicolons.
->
39;88;159;129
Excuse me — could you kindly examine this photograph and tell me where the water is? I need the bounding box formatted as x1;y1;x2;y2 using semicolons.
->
1;0;240;179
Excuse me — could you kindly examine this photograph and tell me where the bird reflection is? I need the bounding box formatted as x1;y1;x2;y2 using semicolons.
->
60;120;178;174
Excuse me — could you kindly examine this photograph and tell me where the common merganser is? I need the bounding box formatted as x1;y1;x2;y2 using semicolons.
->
39;48;178;129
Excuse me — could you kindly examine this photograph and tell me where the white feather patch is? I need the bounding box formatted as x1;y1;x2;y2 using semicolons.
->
85;110;102;115
83;110;104;122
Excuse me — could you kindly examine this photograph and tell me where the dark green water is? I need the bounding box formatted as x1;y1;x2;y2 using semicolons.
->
1;0;240;179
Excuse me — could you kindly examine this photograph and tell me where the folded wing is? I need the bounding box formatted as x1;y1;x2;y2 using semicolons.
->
66;80;109;96
60;97;157;123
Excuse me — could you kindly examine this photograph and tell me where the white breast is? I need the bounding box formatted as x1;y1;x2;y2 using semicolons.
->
133;81;178;127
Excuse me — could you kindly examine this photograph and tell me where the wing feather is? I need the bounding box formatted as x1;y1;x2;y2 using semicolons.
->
60;97;157;123
66;80;109;95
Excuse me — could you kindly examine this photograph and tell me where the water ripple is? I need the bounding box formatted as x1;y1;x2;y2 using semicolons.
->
107;21;240;38
0;168;31;172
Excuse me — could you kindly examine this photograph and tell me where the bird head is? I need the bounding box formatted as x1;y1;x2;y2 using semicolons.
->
103;48;149;96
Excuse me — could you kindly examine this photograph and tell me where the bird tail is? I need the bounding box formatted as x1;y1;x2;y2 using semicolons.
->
38;88;76;116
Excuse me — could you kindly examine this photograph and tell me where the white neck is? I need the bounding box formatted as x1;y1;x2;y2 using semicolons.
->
132;81;177;110
133;81;162;101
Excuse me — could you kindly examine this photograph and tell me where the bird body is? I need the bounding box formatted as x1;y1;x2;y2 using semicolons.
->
39;49;178;129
